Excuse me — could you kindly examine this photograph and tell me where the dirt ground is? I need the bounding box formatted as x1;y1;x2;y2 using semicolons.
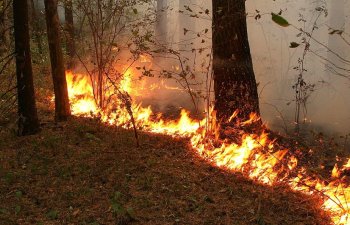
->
0;113;331;225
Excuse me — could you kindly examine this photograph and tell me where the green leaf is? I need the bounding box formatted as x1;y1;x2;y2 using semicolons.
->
289;42;300;48
111;202;124;214
133;8;138;14
126;207;135;219
46;210;59;220
271;13;290;27
15;205;21;215
112;191;122;201
15;190;23;199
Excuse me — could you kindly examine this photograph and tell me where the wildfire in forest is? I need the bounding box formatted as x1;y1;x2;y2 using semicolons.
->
65;69;350;224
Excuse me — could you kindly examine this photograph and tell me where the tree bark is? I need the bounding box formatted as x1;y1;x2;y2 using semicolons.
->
44;0;71;121
30;0;43;54
178;0;195;54
13;0;40;136
0;0;10;55
156;0;167;44
64;0;75;69
212;0;260;123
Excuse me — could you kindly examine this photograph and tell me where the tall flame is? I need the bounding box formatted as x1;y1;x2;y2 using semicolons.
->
64;70;350;224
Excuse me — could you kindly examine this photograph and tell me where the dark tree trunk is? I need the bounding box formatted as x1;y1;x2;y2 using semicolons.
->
64;0;75;69
13;0;40;136
44;0;71;121
212;0;260;123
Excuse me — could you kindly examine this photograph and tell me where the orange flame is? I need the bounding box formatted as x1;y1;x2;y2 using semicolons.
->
64;70;350;224
139;54;152;63
343;159;350;169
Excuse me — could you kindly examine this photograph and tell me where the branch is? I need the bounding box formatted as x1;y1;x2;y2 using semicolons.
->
0;53;14;76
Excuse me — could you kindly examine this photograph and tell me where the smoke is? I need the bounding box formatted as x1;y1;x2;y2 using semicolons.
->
245;0;350;136
151;0;350;135
69;0;349;136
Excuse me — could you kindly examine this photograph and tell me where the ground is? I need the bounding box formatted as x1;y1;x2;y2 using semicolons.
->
0;110;331;225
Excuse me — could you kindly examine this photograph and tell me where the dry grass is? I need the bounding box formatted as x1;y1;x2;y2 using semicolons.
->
0;111;332;225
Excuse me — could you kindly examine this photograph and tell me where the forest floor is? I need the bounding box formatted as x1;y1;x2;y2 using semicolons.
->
0;108;332;225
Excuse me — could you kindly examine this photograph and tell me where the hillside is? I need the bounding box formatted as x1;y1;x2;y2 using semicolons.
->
0;113;330;224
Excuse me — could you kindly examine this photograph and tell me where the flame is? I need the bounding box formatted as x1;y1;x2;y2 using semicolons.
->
64;70;350;224
344;159;350;169
139;54;152;63
332;164;340;179
66;72;99;115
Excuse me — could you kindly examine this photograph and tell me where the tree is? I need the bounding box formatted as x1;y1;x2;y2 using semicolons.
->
0;0;10;55
30;0;44;54
75;0;144;109
178;0;196;61
13;0;40;135
64;0;76;69
212;0;260;123
44;0;71;121
156;0;167;44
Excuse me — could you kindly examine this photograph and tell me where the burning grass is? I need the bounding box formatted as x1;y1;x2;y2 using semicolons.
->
0;116;331;224
0;67;349;224
60;69;350;224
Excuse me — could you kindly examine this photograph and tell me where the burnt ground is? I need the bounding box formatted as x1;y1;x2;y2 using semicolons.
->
0;112;332;225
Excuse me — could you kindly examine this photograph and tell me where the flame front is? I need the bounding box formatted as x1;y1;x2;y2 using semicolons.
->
65;70;350;224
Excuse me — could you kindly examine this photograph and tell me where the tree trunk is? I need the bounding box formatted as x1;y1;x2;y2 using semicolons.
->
30;0;43;54
327;0;345;65
156;0;167;44
0;0;10;55
212;0;260;123
13;0;40;136
44;0;71;121
178;0;195;54
64;0;75;69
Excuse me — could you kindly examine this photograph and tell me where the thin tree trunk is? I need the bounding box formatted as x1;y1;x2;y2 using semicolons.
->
30;0;43;54
64;0;75;69
44;0;71;121
0;0;10;55
13;0;40;136
212;0;260;123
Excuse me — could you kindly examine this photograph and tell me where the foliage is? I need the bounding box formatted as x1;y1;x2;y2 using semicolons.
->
271;13;290;27
268;4;350;134
46;210;59;220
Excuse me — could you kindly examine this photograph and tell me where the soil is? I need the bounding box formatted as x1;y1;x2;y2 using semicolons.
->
0;111;331;224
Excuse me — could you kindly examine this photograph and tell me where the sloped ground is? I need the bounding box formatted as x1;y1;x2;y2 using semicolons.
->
0;113;331;225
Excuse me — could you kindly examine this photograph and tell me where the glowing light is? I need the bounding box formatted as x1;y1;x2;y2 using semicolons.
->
64;70;350;225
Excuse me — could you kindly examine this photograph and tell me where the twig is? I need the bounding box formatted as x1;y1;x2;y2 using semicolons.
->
104;73;140;148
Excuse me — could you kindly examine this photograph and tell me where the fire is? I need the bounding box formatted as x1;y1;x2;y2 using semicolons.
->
66;71;99;115
139;54;152;63
344;159;350;169
332;164;340;179
64;70;350;224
